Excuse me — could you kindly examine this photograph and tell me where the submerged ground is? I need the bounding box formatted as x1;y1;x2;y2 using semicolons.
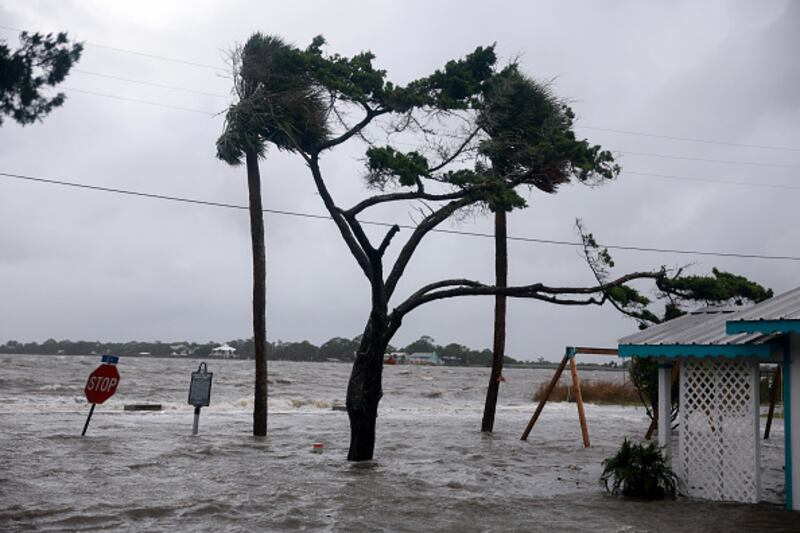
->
0;356;794;532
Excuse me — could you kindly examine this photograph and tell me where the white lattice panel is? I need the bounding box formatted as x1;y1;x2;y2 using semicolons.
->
678;358;759;503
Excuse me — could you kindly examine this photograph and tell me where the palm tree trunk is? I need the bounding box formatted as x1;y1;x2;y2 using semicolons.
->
481;210;507;432
245;150;268;437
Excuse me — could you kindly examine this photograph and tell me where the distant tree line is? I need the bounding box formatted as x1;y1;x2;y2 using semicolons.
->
0;335;526;366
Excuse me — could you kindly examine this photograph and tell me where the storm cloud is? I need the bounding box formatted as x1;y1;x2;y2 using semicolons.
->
1;1;798;360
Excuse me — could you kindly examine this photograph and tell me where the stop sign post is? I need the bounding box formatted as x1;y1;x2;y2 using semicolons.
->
81;355;120;436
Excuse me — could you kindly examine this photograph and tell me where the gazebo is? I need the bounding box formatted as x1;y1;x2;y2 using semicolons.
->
210;344;237;358
618;287;800;510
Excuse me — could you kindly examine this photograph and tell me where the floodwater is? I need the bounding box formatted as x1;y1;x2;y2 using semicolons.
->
0;355;795;532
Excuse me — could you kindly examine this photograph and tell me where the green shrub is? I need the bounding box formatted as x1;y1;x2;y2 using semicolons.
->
600;438;678;500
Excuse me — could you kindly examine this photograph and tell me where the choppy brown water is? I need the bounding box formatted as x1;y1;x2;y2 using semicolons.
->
0;355;795;532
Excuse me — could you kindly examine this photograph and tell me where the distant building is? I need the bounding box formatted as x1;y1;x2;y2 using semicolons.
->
384;352;405;364
170;344;190;356
406;352;443;366
211;344;236;358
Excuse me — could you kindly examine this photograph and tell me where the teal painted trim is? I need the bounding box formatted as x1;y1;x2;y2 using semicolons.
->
617;343;772;359
784;348;793;511
565;346;576;359
726;319;800;335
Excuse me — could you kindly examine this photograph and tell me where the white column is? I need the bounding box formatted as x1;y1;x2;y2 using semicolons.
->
752;362;761;502
658;362;673;455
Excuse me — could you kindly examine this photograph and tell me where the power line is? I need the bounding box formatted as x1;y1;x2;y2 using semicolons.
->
0;24;228;73
64;87;218;116
580;125;800;152
74;69;230;98
623;170;800;191
3;170;799;262
5;23;799;159
619;151;800;169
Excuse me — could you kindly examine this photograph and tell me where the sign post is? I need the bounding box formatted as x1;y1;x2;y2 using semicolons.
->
82;355;120;436
188;362;212;435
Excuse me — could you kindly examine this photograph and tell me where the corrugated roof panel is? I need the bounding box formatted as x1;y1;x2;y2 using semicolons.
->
727;286;800;322
618;286;800;347
618;305;770;346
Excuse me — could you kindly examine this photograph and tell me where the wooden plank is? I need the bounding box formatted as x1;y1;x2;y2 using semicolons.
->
764;365;782;440
521;355;568;441
574;347;618;356
570;356;591;448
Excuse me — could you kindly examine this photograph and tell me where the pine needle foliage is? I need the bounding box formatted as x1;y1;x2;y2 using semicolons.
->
476;66;618;211
0;31;83;125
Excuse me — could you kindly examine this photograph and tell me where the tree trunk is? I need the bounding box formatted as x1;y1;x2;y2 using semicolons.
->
481;210;507;432
346;313;388;461
246;150;268;437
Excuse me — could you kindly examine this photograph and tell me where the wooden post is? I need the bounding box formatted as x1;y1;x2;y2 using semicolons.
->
569;356;590;448
521;355;568;440
764;365;782;440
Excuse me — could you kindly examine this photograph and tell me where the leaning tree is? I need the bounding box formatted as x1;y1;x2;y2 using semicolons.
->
474;67;620;432
238;35;671;460
579;230;774;432
216;34;329;436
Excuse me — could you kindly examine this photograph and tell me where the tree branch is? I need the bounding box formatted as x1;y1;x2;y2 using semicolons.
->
384;195;477;299
346;188;470;217
387;270;666;335
316;106;389;152
377;225;400;256
342;210;378;259
308;155;372;279
427;126;482;173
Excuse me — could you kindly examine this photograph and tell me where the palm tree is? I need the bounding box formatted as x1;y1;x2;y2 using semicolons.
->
216;34;328;436
601;438;678;499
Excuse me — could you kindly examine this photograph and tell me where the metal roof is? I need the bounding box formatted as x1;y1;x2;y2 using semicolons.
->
725;285;800;323
618;305;778;347
617;287;800;359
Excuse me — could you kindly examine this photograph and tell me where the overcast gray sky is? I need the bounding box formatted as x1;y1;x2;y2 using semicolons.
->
1;1;798;360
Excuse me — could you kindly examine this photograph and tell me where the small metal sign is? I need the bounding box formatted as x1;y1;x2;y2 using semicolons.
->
188;362;212;407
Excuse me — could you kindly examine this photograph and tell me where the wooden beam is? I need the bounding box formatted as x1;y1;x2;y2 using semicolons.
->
570;356;591;448
521;355;568;440
574;347;618;356
765;365;782;440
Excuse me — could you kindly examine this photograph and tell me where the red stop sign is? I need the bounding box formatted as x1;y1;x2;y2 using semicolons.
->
84;364;120;404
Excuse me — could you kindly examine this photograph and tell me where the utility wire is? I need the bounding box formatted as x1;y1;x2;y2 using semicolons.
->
3;171;799;262
580;125;800;152
73;69;230;98
4;23;799;157
0;24;228;73
618;151;800;169
64;87;218;116
623;170;800;191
